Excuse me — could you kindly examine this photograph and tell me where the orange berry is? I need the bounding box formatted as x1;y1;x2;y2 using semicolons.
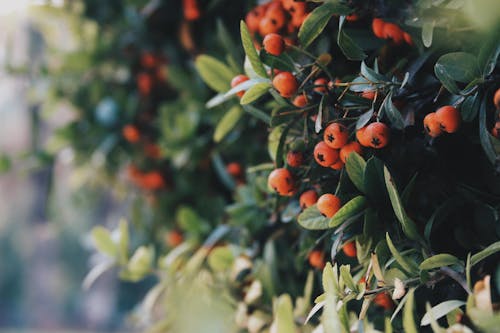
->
339;141;362;163
346;13;360;22
299;190;318;209
123;125;140;143
330;159;345;170
182;0;201;21
137;72;152;96
403;32;413;45
374;293;394;310
144;143;162;159
245;5;267;33
323;123;349;149
231;74;250;98
423;112;442;138
372;18;385;38
308;250;325;269
317;193;341;218
291;11;308;28
141;171;165;190
383;23;404;44
286;151;304;168
226;162;243;178
493;88;500;109
259;3;286;35
313;78;329;94
361;90;376;100
365;122;390;148
268;168;296;196
263;33;285;56
491;121;500;138
436;105;461;133
356;127;372;147
343;241;357;257
314;141;339;167
166;230;184;247
293;95;307;108
273;72;298;98
282;0;306;16
141;52;156;68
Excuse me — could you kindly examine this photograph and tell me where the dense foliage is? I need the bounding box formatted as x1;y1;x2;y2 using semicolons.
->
44;0;500;332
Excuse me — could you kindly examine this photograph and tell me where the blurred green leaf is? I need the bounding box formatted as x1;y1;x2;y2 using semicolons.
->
240;21;267;78
195;55;235;93
213;105;244;142
207;246;234;272
91;226;118;258
403;289;418;333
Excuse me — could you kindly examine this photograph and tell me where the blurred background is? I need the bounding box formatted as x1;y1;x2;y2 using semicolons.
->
0;1;151;331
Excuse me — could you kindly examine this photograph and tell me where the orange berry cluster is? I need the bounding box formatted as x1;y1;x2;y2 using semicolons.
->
372;18;412;45
182;0;201;21
423;105;461;138
492;88;500;138
245;0;310;44
127;165;166;191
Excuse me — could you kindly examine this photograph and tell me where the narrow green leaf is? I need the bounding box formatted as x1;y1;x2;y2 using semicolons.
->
340;265;358;293
385;317;393;333
240;82;271;104
383;93;405;129
337;16;367;61
421;300;465;326
419;254;461;271
274;294;297;333
118;219;129;265
478;28;500;76
384;167;421;242
240;21;268;78
403;289;418;333
460;91;480;122
386;233;419;275
213;105;244;142
471;241;500;266
356;108;374;129
195;55;235;92
345;152;366;193
421;20;435;48
298;2;350;49
260;52;295;72
361;61;387;83
479;95;498;164
243;104;271;125
91;226;117;257
329;196;366;227
322;263;343;333
298;205;330;230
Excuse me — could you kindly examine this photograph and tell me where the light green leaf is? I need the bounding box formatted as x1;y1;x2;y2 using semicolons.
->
329;196;366;227
118;219;129;265
274;294;297;333
213;105;244;142
195;55;235;93
298;205;330;230
91;226;117;258
340;265;358;293
298;2;350;49
384;167;421;242
361;61;387;83
419;254;461;271
322;263;343;333
207;246;234;272
403;289;418;333
240;21;267;78
240;82;271;104
421;300;465;326
421;20;435;48
345;152;366;193
471;241;500;266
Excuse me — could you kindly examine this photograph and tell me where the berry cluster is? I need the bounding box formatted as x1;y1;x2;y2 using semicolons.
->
372;18;413;45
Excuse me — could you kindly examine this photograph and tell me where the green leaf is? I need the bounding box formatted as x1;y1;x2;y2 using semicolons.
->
361;61;387;83
340;265;358;293
274;294;297;333
356;108;374;129
329;196;366;227
421;300;465;326
419;254;461;271
322;263;343;333
383;93;405;130
243;104;271;125
213;105;244;142
298;205;330;230
195;55;235;93
298;2;350;49
275;121;294;168
337;16;367;61
268;125;284;161
240;21;267;78
461;91;481;122
471;241;500;266
421;20;435;48
123;246;154;281
240;82;271;104
434;65;460;94
345;152;366;193
91;226;118;257
384;167;421;242
0;154;11;173
403;289;418;333
478;28;500;76
364;156;386;203
386;233;419;275
118;219;129;265
207;246;234;272
434;52;480;83
479;95;498;164
260;52;295;72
